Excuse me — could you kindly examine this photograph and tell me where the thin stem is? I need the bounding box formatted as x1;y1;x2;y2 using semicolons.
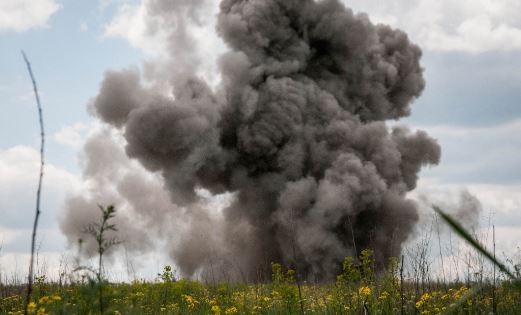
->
289;209;305;315
400;255;404;315
434;214;447;289
21;51;45;315
492;225;496;315
346;215;358;258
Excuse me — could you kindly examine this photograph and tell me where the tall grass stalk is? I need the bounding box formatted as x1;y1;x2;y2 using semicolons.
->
433;205;516;280
433;205;520;315
21;51;45;315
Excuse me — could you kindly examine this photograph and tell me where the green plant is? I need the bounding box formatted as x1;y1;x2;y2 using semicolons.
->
84;204;121;314
433;205;517;281
158;266;176;283
433;205;520;315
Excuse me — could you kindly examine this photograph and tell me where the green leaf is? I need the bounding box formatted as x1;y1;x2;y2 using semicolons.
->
433;205;516;280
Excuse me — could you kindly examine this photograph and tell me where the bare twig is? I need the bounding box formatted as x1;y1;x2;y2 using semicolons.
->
492;225;497;315
346;215;358;258
400;255;404;315
289;209;305;315
434;213;447;289
21;51;45;315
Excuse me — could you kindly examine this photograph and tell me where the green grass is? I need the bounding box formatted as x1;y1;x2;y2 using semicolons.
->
2;206;519;314
1;253;520;315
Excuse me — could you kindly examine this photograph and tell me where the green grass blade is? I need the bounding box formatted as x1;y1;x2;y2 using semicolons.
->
433;205;516;280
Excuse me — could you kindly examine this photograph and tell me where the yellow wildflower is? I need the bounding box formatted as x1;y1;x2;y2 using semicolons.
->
420;293;431;302
182;294;198;309
182;294;194;303
358;286;372;297
27;302;36;313
211;305;221;314
225;306;238;314
378;291;389;301
167;303;179;310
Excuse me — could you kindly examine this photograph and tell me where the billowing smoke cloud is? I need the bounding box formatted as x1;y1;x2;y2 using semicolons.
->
62;0;441;281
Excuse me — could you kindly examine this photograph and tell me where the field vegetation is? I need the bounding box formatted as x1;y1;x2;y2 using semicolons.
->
1;244;520;314
1;198;520;315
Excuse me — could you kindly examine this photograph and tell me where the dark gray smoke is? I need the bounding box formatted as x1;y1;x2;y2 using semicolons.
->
62;0;441;281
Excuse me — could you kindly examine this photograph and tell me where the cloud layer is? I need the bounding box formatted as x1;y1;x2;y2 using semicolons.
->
104;0;521;55
0;0;61;32
343;0;521;53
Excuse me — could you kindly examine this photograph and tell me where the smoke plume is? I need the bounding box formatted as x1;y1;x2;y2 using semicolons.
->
417;189;483;232
62;0;441;281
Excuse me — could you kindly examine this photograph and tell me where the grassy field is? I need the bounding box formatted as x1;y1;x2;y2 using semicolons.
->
1;206;518;315
3;200;519;315
1;250;520;315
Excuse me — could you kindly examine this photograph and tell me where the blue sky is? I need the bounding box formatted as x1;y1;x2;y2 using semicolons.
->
0;0;142;170
1;0;520;279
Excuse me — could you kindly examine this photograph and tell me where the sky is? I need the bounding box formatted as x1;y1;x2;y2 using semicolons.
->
0;0;520;280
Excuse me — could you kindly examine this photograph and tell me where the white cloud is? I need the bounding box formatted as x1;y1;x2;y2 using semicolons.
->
343;0;521;53
0;227;66;253
0;145;84;278
0;0;61;32
102;0;226;85
0;141;172;282
53;122;88;149
103;0;521;56
0;247;171;282
0;251;74;282
103;3;156;54
0;145;80;229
